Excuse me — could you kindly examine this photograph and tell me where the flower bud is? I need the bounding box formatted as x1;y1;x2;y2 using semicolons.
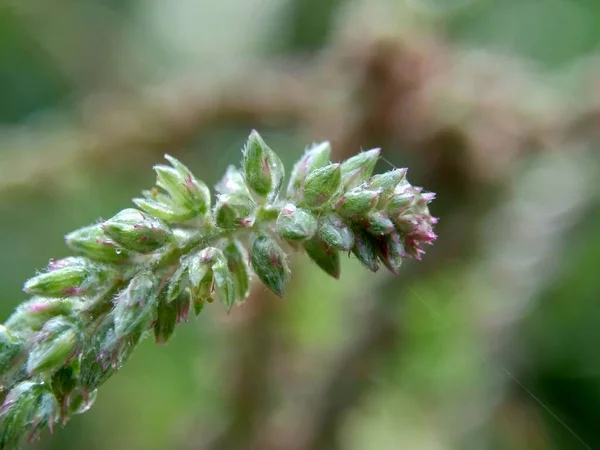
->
317;214;355;251
159;154;211;215
0;381;58;447
376;232;405;275
251;233;288;298
287;142;331;199
5;297;75;332
153;295;178;344
133;197;195;223
214;194;255;229
367;168;407;200
276;204;318;241
301;163;341;207
113;272;159;339
23;257;114;298
351;229;380;272
190;270;213;316
340;148;380;189
364;211;395;236
385;186;415;216
212;250;236;312
335;188;381;216
223;240;252;303
215;165;252;198
303;235;340;279
27;316;81;376
166;261;189;303
242;130;285;200
65;224;132;262
102;208;173;253
0;326;25;374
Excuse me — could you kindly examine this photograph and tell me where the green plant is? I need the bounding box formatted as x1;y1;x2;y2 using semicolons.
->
0;131;436;448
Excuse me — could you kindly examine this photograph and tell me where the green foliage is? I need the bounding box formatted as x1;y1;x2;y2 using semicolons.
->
0;130;437;448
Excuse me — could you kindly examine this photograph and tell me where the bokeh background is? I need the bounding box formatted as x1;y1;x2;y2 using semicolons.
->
1;0;600;448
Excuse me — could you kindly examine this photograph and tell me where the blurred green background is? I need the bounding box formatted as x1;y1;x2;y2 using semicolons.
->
1;0;600;449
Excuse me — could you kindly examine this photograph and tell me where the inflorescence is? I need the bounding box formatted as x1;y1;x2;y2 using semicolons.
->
0;131;437;448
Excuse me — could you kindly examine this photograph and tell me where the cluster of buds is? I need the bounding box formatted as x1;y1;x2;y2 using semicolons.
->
0;130;436;448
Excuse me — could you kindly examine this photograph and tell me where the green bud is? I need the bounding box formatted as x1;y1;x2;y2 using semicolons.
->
303;235;340;279
317;214;355;251
251;233;288;298
367;168;407;200
133;197;195;223
212;249;236;313
335;188;381;216
0;326;25;374
215;165;252;198
364;211;395;236
0;381;58;448
301;163;341;207
385;187;415;216
79;322;137;391
191;270;213;316
340;148;380;189
23;257;114;298
189;248;235;312
166;261;189;303
351;229;380;272
113;272;159;338
376;233;405;275
102;208;172;253
276;204;317;241
214;194;255;229
160;154;211;215
287;142;331;199
65;224;132;262
242;130;285;200
27;316;81;376
5;297;75;331
223;240;252;303
153;294;178;344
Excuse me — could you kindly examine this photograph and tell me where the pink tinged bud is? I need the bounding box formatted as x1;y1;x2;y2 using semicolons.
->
367;168;407;199
286;141;331;200
113;272;159;339
376;233;405;275
351;229;380;272
214;194;256;229
5;297;75;331
132;197;195;223
212;250;236;313
102;208;173;254
336;188;381;216
364;211;395;236
276;204;318;241
301;163;342;207
318;214;355;251
157;155;212;216
23;258;114;298
0;382;58;448
340;148;380;189
223;240;252;304
0;325;25;374
27;317;81;376
303;235;341;279
251;233;289;298
242;130;285;201
65;225;132;263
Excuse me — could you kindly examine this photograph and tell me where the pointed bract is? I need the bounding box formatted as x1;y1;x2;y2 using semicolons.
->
301;163;341;207
251;233;288;297
303;235;340;279
276;204;318;241
287;142;331;199
340;148;380;189
242;130;285;200
317;214;355;251
103;208;172;253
